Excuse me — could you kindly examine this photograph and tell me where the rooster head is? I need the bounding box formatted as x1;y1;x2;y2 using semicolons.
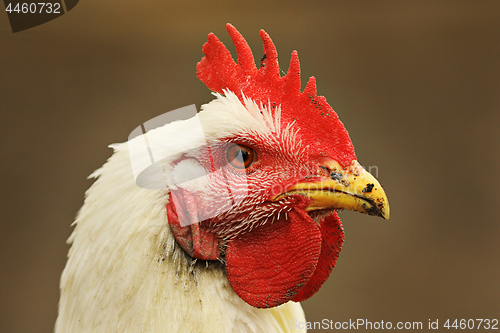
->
164;24;389;309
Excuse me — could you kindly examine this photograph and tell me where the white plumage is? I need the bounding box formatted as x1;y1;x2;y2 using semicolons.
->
55;93;307;333
55;23;391;332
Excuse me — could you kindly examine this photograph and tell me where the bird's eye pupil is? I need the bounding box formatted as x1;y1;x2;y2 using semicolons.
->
240;150;249;161
226;144;257;170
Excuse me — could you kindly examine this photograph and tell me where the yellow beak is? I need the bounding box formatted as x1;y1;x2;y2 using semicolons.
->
274;160;390;219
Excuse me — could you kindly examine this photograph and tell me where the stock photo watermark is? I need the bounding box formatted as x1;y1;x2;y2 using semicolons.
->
290;318;499;330
3;0;79;32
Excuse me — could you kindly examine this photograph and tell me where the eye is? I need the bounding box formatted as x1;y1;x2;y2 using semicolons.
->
225;144;257;170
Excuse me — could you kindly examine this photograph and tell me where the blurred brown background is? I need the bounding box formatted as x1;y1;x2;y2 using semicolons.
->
1;1;499;332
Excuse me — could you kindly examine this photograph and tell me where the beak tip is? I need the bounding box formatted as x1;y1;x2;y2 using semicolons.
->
377;198;390;220
380;202;390;220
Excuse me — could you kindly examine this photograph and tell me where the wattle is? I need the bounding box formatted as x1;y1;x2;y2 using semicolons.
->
225;207;344;308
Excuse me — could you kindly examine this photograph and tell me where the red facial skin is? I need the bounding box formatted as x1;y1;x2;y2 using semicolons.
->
167;24;355;308
167;137;344;308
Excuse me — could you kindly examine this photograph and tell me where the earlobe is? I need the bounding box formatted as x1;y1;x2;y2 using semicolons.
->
167;189;220;261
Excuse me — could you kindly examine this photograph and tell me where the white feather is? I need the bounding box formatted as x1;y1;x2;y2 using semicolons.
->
56;93;306;333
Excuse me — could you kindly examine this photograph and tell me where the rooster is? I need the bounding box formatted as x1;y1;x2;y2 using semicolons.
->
55;24;389;333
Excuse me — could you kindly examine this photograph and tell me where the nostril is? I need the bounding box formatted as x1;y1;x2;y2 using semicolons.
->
319;166;344;181
319;166;330;173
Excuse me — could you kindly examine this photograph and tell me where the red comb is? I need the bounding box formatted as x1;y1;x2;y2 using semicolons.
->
197;24;356;167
